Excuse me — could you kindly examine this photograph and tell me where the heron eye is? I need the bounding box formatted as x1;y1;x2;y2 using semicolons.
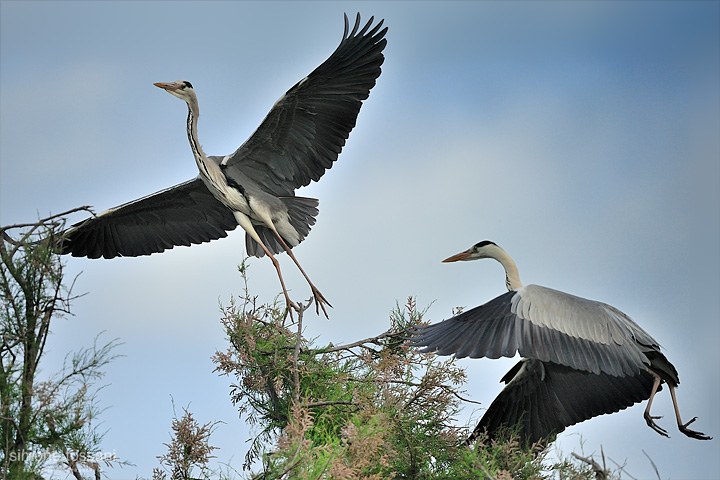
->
183;81;193;89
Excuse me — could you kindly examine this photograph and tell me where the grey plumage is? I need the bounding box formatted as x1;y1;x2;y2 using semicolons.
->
61;178;237;259
221;14;387;196
56;13;387;317
245;196;319;258
468;359;655;445
411;285;659;378
60;14;386;262
407;240;711;444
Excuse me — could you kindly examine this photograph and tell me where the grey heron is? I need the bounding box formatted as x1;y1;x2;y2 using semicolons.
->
408;241;711;445
57;13;387;317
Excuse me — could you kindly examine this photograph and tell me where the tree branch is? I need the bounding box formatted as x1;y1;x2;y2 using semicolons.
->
291;299;311;404
305;400;355;408
1;206;95;237
571;452;609;480
312;329;401;354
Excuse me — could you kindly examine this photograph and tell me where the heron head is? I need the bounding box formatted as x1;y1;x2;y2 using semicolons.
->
154;80;196;102
442;240;499;263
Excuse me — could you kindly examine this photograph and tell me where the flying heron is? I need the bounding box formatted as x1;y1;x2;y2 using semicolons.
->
407;241;711;445
57;13;387;317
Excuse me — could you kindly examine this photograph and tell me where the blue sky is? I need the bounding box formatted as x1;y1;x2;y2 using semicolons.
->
1;1;718;478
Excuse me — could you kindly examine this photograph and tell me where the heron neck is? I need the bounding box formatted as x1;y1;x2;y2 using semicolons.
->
493;248;523;291
185;104;213;179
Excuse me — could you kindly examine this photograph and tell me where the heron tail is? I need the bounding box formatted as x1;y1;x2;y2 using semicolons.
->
645;350;680;387
282;196;319;245
245;196;319;258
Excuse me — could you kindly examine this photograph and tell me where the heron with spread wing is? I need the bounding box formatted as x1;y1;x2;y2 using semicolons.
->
408;241;711;445
57;14;387;317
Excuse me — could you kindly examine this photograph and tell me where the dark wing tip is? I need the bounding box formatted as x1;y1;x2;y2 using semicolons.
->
224;12;388;195
403;323;433;346
57;179;238;260
342;12;387;44
474;360;656;446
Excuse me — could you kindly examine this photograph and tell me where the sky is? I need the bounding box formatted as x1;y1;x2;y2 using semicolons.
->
1;1;718;478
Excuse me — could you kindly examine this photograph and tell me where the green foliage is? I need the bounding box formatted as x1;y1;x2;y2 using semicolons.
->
0;219;634;480
144;259;630;479
1;216;124;479
207;263;621;480
464;429;547;480
152;405;220;480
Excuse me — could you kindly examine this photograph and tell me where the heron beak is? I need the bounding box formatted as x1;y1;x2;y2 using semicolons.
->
153;82;179;91
442;249;473;263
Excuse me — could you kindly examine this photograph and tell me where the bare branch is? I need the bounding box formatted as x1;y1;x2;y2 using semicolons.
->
305;400;355;408
478;463;497;480
571;452;609;480
312;329;401;354
642;449;662;480
292;299;311;403
64;446;85;480
346;376;482;406
1;206;95;236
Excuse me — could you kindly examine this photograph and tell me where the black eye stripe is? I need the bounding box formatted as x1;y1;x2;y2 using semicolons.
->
474;240;496;249
183;81;193;89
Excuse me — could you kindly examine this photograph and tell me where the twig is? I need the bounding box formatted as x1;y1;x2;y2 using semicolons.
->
292;299;311;403
2;205;96;260
642;449;662;480
1;206;95;237
346;376;482;405
64;446;84;480
278;457;302;480
305;400;355;408
478;463;496;480
608;454;638;480
314;451;335;480
571;452;608;480
314;329;402;354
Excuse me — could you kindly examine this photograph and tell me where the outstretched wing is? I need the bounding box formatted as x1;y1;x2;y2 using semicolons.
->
60;177;237;259
469;359;654;445
407;285;661;377
221;13;387;196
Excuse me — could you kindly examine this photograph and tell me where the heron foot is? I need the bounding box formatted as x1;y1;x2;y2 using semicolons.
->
310;286;332;319
280;293;301;321
644;412;669;438
679;417;712;440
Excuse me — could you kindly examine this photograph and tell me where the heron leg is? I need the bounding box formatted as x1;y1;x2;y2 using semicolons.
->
668;385;712;440
270;230;332;319
234;213;299;316
263;247;301;318
643;372;669;437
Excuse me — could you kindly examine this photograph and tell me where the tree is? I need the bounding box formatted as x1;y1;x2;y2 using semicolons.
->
152;404;220;480
202;261;614;480
0;221;642;479
1;213;123;480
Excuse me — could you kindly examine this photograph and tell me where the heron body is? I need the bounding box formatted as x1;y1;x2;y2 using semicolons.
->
408;241;711;444
159;83;318;258
58;14;388;316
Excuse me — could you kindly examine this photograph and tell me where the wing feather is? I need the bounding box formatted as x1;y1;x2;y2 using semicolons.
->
60;178;238;259
222;13;387;196
471;359;655;445
408;285;661;376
